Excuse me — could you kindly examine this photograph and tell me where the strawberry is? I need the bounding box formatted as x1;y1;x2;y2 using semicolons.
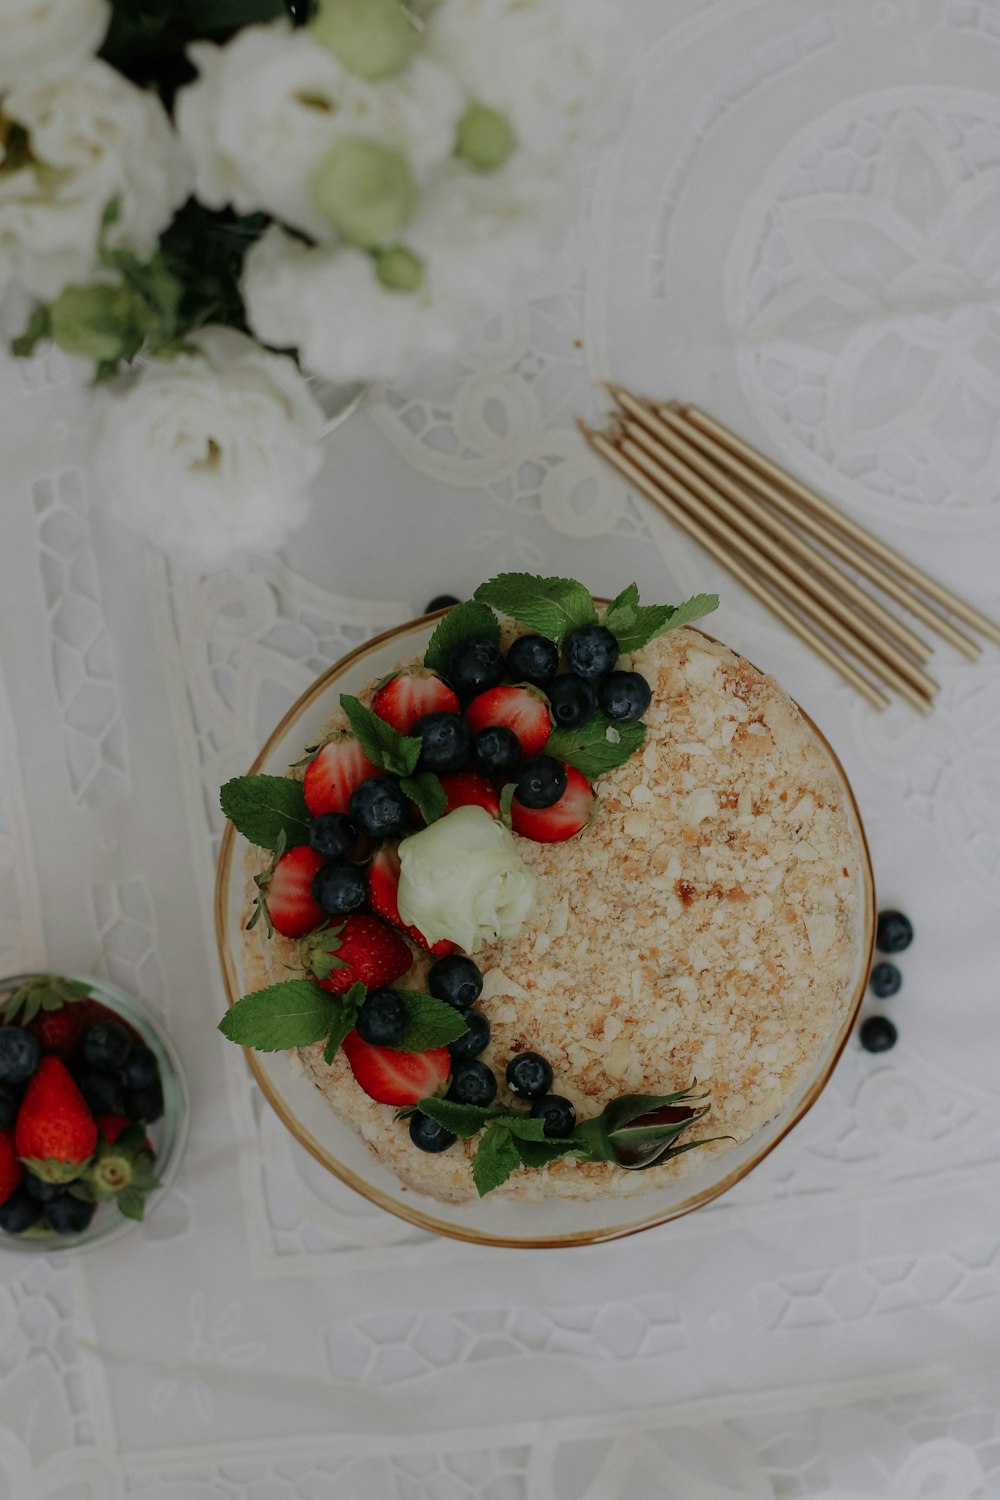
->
14;1056;98;1183
510;763;594;842
301;913;413;995
371;668;460;735
96;1112;151;1152
28;1004;92;1061
464;685;550;757
249;843;327;939
368;845;455;956
0;1129;23;1204
341;1029;451;1106
439;770;501;820
303;733;380;817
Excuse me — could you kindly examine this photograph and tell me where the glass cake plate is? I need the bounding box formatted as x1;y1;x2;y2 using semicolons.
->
215;611;875;1248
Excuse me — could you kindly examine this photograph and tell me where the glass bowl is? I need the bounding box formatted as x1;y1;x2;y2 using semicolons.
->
215;613;875;1248
0;973;189;1256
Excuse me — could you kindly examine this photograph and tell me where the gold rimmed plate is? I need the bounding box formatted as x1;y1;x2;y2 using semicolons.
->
215;612;875;1249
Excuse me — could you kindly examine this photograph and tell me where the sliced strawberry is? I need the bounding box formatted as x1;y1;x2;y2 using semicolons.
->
371;668;460;735
0;1129;23;1205
303;733;380;816
439;771;501;819
341;1030;451;1106
510;763;594;842
368;845;455;956
250;844;327;939
464;685;550;757
301;913;413;995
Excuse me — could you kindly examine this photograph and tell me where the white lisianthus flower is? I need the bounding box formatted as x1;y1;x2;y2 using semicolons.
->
90;329;326;571
175;23;461;241
0;59;191;301
0;0;111;90
397;806;538;954
425;0;632;156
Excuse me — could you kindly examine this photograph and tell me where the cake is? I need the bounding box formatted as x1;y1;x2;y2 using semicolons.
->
220;575;867;1204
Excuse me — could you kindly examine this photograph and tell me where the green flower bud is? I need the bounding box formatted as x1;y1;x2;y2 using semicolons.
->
374;246;424;292
312;136;418;248
311;0;417;80
49;283;137;363
455;104;516;172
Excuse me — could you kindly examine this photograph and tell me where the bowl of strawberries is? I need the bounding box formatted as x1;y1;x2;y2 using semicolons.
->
0;973;188;1252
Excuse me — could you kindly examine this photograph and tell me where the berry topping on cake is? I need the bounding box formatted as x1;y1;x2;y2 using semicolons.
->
348;777;411;839
530;1094;577;1138
367;845;455;955
308;812;357;860
509;763;593;842
447;637;504;698
438;770;501;818
598;671;652;723
464;685;550;758
355;988;410;1047
505;1051;553;1100
447;1009;490;1060
448;1059;497;1107
472;724;522;777
248;843;328;939
412;711;473;773
513;755;567;810
303;733;381;816
342;1031;451;1106
547;674;596;727
311;860;368;917
505;633;560;687
427;954;483;1011
371;668;460;734
302;914;413;995
408;1110;457;1152
565;623;619;681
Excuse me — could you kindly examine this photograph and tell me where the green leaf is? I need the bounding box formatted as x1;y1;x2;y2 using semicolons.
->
415;1096;494;1137
117;1186;148;1221
220;775;311;850
472;1122;522;1196
473;573;597;645
322;982;365;1064
11;306;51;359
513;1136;583;1169
340;695;420;776
544;714;645;780
399;772;446;824
392;992;468;1052
603;586;719;652
498;782;515;829
218;980;336;1051
423;599;501;675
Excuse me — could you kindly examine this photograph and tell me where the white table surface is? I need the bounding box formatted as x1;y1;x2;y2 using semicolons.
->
2;0;1000;1494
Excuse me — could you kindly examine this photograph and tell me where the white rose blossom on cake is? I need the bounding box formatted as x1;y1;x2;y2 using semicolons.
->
0;0;111;90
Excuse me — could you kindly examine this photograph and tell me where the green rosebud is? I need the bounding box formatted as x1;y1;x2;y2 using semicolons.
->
572;1085;722;1170
311;0;417;80
455;104;516;172
48;283;138;363
312;136;418;248
374;246;424;292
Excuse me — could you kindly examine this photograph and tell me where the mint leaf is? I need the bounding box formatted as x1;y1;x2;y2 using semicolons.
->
399;772;446;825
544;714;645;779
218;980;336;1051
603;587;719;652
394;992;469;1052
340;695;420;777
416;1096;494;1137
472;1122;522;1196
474;573;597;645
220;775;311;851
323;982;365;1064
423;600;500;675
513;1136;583;1169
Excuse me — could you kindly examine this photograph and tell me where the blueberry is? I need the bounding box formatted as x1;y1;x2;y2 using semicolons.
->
876;910;913;954
530;1093;577;1137
25;1174;68;1203
448;1008;490;1061
312;860;368;916
505;1051;553;1099
473;725;522;777
505;634;560;687
565;624;619;681
448;1059;497;1107
514;755;566;810
412;711;472;774
447;638;504;698
859;1015;898;1053
348;777;411;839
428;954;483;1011
869;962;902;999
424;594;460;613
0;1026;41;1086
83;1021;132;1072
122;1045;160;1091
355;988;409;1046
0;1082;18;1132
547;674;596;728
0;1187;43;1236
75;1066;123;1115
408;1111;457;1152
45;1194;96;1236
308;812;356;860
598;671;652;723
124;1078;164;1123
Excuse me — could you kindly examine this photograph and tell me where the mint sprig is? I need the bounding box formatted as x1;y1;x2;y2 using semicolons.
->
473;573;597;645
544;714;645;779
219;980;339;1052
340;695;421;777
399;771;446;824
323;981;365;1064
472;1122;523;1195
220;775;311;851
602;585;719;652
423;599;500;675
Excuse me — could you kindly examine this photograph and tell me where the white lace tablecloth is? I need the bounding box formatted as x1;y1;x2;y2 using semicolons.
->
3;0;1000;1494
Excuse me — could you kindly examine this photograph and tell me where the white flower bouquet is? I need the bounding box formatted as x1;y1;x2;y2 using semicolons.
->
0;0;630;567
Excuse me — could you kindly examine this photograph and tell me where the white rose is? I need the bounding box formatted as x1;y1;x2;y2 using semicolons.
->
0;59;191;301
425;0;632;156
90;329;326;571
0;0;110;90
397;806;538;954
